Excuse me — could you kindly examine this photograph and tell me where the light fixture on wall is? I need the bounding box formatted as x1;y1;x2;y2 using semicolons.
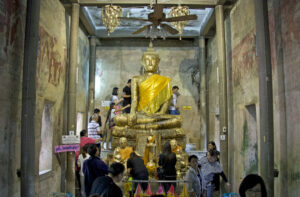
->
101;4;122;35
168;5;190;40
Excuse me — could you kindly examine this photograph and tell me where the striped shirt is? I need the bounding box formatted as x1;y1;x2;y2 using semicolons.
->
88;120;100;140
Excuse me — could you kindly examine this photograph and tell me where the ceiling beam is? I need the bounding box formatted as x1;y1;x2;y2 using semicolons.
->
77;0;218;8
79;8;95;35
200;9;215;37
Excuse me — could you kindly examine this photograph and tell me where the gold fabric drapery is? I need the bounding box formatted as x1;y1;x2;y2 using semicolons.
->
138;74;172;114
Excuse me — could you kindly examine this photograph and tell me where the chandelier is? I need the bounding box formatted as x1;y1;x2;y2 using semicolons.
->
101;5;122;35
168;5;190;40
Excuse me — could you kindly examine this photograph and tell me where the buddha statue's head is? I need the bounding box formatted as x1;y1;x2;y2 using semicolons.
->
170;139;178;151
119;137;128;149
142;42;160;74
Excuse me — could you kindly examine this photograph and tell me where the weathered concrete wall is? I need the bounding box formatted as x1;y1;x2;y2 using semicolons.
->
206;0;300;195
207;0;260;192
76;27;90;133
35;0;67;195
95;44;201;145
206;36;220;148
268;0;300;196
0;0;26;196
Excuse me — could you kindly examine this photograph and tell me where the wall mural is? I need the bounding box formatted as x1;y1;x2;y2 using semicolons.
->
37;26;63;86
231;30;258;87
0;0;25;64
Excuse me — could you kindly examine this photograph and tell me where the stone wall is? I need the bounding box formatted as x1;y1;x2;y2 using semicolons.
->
95;43;201;145
268;0;300;196
35;0;67;195
0;0;26;196
205;0;300;195
76;27;90;133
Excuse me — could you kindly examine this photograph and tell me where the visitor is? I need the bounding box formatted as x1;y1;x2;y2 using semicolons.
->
89;108;102;128
111;87;123;115
89;162;125;197
102;102;130;150
82;144;108;197
122;79;132;114
158;142;177;192
239;174;267;197
77;144;90;197
88;114;102;142
169;86;180;115
185;155;202;197
127;151;149;191
199;150;230;197
207;141;221;194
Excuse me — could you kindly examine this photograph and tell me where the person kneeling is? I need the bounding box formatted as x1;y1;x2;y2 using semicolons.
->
89;162;125;197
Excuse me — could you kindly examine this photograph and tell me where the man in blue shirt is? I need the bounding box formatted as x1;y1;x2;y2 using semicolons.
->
83;144;108;197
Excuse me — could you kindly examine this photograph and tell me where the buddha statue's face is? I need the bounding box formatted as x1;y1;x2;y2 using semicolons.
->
142;54;160;73
170;139;177;150
119;137;127;149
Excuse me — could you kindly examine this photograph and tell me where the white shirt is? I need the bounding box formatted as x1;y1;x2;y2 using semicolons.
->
169;93;177;110
88;120;100;140
112;95;119;104
77;154;90;176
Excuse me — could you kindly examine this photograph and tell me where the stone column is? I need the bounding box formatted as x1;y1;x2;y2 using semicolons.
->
21;0;40;196
87;36;96;120
254;0;274;196
199;37;207;150
66;3;79;195
215;5;228;175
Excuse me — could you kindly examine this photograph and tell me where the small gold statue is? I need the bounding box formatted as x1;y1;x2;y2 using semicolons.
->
170;138;183;153
144;136;156;177
113;137;133;164
114;42;182;130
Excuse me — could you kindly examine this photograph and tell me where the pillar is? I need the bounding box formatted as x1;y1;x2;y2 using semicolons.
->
66;3;79;195
254;0;275;196
216;5;228;175
87;36;96;120
199;37;207;150
20;0;40;196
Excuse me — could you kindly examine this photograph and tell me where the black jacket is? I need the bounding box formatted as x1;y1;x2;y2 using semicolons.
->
158;153;177;179
89;176;123;197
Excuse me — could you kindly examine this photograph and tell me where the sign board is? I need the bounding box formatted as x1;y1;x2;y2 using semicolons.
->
101;101;111;107
220;135;226;141
182;106;192;110
62;135;80;144
55;144;80;153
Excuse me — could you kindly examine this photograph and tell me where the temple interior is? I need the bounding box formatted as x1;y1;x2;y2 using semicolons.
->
1;0;300;196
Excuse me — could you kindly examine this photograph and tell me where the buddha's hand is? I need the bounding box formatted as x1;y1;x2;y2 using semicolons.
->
128;113;137;126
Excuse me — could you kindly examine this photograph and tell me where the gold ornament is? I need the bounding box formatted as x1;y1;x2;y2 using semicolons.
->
168;5;190;40
101;5;122;35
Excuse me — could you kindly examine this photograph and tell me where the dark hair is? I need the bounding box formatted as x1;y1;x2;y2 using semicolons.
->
208;141;217;150
188;155;198;163
88;144;100;157
163;142;172;154
105;102;116;124
130;152;137;158
82;144;90;158
89;195;101;197
94;108;100;113
108;162;125;176
127;79;131;84
80;130;87;137
112;87;119;96
207;149;217;157
239;174;267;197
172;86;179;90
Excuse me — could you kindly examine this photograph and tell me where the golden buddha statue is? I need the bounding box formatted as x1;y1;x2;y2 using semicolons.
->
114;42;182;131
170;138;183;153
113;137;133;164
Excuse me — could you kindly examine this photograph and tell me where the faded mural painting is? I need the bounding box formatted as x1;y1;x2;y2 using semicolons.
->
37;26;64;87
0;0;25;64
